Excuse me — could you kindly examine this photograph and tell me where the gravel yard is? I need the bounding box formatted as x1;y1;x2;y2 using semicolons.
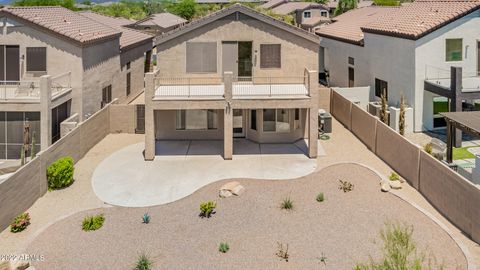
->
27;163;467;270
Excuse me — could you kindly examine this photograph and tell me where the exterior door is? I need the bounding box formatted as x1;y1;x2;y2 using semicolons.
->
233;109;245;137
348;67;354;87
222;41;238;78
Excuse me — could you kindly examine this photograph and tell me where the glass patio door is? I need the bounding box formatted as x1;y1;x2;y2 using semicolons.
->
237;42;252;81
233;109;245;137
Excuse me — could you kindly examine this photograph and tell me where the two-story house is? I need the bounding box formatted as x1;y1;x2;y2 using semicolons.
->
317;1;480;133
270;1;331;31
144;4;319;161
126;13;187;36
0;7;152;159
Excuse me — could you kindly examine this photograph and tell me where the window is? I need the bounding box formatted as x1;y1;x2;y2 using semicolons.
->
26;47;46;72
348;67;354;87
126;62;131;70
321;10;328;17
304;11;311;18
446;39;462;62
176;110;218;130
186;42;217;73
263;109;290;132
101;85;112;107
126;72;131;96
250;110;257;130
348;57;354;65
260;44;281;69
375;78;388;99
432;97;448;128
294;108;300;129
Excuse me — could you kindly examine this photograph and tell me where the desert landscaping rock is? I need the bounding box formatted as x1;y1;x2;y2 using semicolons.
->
389;180;402;189
26;164;466;270
219;182;245;198
380;181;391;192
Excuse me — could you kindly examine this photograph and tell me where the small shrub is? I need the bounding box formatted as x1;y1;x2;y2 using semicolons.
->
389;172;400;181
135;253;152;270
142;213;151;224
317;252;327;265
432;152;444;161
82;214;105;231
316;192;325;202
199;201;216;218
47;156;74;190
10;213;31;233
423;143;433;154
219;242;229;253
338;180;354;192
280;197;293;210
276;242;289;262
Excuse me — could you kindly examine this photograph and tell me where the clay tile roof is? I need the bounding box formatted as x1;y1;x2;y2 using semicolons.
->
135;12;187;28
316;6;397;45
272;2;326;15
260;0;288;9
302;16;331;27
0;6;121;45
362;0;480;39
78;11;153;50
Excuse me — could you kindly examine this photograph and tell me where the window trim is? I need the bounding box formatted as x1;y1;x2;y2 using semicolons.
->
260;44;281;69
26;47;47;73
303;11;312;18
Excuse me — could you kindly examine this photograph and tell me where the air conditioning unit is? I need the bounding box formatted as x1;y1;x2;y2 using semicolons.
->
368;101;390;124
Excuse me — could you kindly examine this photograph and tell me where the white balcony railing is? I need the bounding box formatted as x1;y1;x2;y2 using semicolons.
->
154;77;224;98
232;76;308;97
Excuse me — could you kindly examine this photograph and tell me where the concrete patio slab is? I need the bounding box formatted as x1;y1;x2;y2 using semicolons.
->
92;140;317;207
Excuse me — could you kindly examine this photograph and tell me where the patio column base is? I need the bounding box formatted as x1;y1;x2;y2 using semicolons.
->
224;108;233;160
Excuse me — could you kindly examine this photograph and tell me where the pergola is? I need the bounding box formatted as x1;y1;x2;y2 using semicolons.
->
441;111;480;163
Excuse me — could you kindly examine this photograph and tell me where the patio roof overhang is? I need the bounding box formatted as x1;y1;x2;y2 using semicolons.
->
441;111;480;163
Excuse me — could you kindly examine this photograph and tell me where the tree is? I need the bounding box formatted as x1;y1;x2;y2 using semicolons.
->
380;88;388;124
334;0;357;16
399;93;406;135
373;0;400;6
171;0;197;21
13;0;76;10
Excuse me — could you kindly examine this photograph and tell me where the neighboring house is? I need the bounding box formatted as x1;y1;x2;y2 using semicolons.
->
316;1;480;133
0;7;152;159
127;13;187;36
259;0;288;9
144;4;320;161
326;0;373;16
268;1;331;30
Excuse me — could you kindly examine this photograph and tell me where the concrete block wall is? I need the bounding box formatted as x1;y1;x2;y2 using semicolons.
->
109;104;136;134
331;89;480;244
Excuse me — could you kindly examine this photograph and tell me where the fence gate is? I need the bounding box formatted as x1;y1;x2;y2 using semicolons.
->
135;104;145;134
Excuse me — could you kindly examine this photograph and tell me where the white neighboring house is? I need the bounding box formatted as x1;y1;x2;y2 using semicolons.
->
316;1;480;132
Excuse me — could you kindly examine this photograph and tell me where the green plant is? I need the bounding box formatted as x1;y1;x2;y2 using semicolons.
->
219;242;229;253
47;156;74;190
82;214;105;231
316;192;325;202
354;222;445;270
135;253;152;270
199;201;217;218
31;131;36;160
389;172;400;181
170;0;197;20
380;88;388;124
10;212;31;233
334;0;357;16
423;143;433;154
338;180;354;192
317;252;327;265
20;145;25;166
399;94;406;136
142;213;151;224
280;197;294;210
276;242;289;262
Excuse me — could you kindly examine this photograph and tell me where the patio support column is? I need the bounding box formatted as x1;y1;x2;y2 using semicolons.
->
40;75;52;151
446;120;453;164
450;67;462;148
223;71;233;160
144;72;155;161
307;70;318;158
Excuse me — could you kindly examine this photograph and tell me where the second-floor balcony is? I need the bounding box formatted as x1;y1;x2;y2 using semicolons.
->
0;72;73;103
153;70;313;100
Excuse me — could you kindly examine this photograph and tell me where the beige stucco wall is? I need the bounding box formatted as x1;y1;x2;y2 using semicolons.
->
156;12;318;79
110;104;136;133
351;104;377;152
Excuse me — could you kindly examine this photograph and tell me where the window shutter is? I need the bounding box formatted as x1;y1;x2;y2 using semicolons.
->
260;44;281;69
186;42;217;73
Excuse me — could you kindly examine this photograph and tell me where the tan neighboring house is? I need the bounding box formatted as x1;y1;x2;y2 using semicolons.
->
0;7;152;159
144;4;320;161
127;12;187;36
326;0;373;16
266;1;331;31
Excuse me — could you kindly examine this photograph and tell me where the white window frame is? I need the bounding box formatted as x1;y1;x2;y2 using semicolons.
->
303;11;312;18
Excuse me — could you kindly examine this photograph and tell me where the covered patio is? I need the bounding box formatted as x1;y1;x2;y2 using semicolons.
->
442;111;480;164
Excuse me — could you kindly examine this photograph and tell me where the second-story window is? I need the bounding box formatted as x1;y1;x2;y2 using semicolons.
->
260;44;281;69
26;47;46;72
304;11;311;18
321;10;328;17
186;42;217;73
446;39;462;62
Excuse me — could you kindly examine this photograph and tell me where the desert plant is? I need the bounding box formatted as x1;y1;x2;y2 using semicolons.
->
47;156;74;190
316;192;325;202
354;222;445;270
199;201;216;218
135;253;152;270
389;172;400;181
317;252;327;265
423;143;433;154
280;197;294;210
30;131;36;159
142;213;151;224
399;94;406;136
219;242;229;253
276;242;289;262
82;214;105;231
338;180;354;192
20;145;25;166
10;212;31;233
380;88;388;124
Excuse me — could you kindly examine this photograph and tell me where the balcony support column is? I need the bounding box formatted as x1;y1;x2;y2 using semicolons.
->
223;71;233;160
144;72;155;161
450;67;462;148
307;70;318;159
40;75;52;151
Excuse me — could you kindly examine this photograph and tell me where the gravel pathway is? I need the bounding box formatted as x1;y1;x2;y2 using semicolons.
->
27;164;467;270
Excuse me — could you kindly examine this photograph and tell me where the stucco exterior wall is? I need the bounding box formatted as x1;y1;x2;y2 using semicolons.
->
156;12;318;79
415;10;480;130
110;104;136;133
351;104;377;151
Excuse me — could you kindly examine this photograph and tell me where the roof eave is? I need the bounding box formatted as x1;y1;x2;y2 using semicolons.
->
316;32;364;47
120;37;154;53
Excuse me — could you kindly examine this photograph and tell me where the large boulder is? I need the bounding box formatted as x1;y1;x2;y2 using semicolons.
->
219;181;245;198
